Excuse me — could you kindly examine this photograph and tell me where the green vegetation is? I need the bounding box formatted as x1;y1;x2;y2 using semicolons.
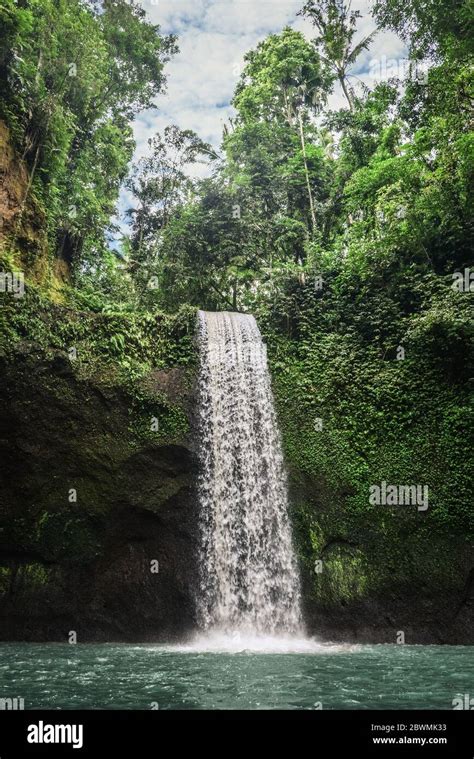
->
0;0;176;286
1;280;196;373
0;0;472;611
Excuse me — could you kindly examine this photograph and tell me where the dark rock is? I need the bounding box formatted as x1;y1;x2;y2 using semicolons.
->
0;344;199;642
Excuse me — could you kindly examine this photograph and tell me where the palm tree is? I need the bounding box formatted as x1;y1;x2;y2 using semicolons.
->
299;0;377;111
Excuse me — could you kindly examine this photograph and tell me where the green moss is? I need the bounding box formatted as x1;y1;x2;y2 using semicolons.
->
0;284;197;385
18;562;52;588
267;323;472;542
128;387;190;445
314;548;371;604
263;285;472;605
1;285;197;455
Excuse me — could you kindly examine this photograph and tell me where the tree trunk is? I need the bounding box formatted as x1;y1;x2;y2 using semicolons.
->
209;281;236;311
297;109;317;232
339;73;354;111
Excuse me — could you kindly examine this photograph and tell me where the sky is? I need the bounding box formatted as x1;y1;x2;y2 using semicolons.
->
116;0;406;237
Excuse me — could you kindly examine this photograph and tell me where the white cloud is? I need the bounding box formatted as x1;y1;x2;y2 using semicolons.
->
134;0;406;150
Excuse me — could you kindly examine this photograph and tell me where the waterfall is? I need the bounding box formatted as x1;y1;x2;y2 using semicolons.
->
196;310;304;637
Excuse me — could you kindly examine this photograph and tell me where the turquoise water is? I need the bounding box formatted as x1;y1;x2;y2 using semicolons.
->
0;641;472;710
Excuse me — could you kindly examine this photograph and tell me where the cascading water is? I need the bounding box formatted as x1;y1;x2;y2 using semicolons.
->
195;310;304;639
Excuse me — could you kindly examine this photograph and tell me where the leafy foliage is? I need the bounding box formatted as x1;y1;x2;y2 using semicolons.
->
0;0;177;273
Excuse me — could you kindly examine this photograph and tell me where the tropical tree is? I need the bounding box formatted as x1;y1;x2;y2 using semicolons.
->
0;0;177;275
126;125;215;298
299;0;377;110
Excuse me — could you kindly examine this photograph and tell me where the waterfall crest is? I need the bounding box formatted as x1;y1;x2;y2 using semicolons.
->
196;310;304;636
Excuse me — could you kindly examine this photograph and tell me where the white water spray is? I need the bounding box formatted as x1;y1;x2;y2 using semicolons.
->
195;310;304;642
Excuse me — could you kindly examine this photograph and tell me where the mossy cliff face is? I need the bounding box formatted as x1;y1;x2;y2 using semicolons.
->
267;328;473;644
288;471;473;644
0;121;56;294
0;295;199;641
